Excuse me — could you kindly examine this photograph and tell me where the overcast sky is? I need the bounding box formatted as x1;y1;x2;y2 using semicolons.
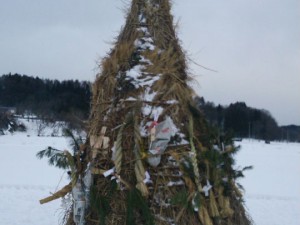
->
0;0;299;125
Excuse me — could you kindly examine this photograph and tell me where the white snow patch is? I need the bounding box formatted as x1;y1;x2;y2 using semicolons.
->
126;97;137;101
137;27;150;34
167;180;184;187
142;87;157;102
166;100;178;104
16;118;66;137
134;36;155;51
126;65;144;81
138;75;160;87
140;55;152;65
138;14;146;23
142;104;152;116
179;133;189;145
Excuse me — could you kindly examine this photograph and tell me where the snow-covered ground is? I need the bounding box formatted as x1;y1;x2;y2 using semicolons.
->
0;126;299;224
0;132;69;225
236;139;300;225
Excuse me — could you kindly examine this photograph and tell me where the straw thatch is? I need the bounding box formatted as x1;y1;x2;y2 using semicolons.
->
66;1;252;224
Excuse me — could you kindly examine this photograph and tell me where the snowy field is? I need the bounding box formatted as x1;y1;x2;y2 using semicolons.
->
0;131;70;225
0;129;299;224
237;140;300;225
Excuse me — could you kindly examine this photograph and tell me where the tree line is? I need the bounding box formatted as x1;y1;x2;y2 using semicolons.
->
0;73;299;141
0;73;90;127
196;97;300;142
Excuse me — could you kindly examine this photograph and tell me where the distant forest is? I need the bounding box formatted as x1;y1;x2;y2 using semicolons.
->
196;97;300;142
0;73;90;122
0;73;299;142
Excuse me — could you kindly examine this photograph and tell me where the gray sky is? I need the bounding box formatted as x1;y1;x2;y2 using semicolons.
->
0;0;299;125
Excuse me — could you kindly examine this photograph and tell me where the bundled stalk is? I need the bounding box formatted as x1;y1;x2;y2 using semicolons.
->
133;113;149;197
40;183;72;204
209;190;220;218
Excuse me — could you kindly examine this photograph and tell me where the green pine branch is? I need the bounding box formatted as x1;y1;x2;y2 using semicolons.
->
36;147;69;169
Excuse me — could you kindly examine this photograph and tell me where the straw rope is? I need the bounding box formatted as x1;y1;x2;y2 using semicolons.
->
39;183;72;204
188;115;202;193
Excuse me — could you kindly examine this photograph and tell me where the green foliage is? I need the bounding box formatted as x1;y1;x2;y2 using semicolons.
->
126;188;154;225
170;190;194;212
90;187;111;225
180;157;196;183
63;128;83;154
36;129;84;170
89;181;118;225
36;147;69;169
234;166;253;180
195;126;253;197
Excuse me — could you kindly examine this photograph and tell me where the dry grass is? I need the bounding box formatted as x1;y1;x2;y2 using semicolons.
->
79;0;253;224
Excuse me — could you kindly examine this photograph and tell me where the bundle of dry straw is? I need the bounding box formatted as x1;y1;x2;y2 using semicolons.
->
64;1;252;225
